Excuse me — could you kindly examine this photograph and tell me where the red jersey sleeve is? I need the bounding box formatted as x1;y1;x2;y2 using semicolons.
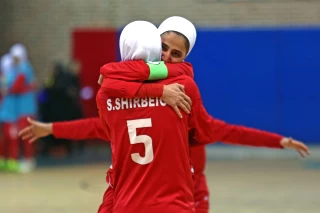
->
165;62;194;79
101;78;142;98
52;117;110;141
135;83;163;97
184;78;283;149
10;74;32;94
100;60;194;81
100;60;149;81
101;78;163;98
100;60;193;98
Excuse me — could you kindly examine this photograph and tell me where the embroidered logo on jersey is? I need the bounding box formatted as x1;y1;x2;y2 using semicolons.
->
106;97;166;111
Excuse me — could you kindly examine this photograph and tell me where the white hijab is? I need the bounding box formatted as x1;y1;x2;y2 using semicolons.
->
10;43;28;62
120;21;161;62
158;16;197;57
0;54;13;75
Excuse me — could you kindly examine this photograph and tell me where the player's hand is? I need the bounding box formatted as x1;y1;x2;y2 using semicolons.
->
98;74;104;85
161;83;192;118
18;117;53;143
280;137;310;158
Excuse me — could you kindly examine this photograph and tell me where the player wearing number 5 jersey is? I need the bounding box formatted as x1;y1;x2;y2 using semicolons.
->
98;77;201;213
97;21;197;213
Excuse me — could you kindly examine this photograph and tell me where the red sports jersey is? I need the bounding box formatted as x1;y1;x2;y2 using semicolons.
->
100;60;194;81
101;78;164;99
100;60;209;213
96;75;283;213
97;76;196;213
53;117;109;141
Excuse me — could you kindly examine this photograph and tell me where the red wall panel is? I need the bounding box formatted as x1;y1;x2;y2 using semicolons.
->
72;28;118;118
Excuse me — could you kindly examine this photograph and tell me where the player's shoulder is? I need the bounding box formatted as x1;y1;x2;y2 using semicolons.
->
161;75;197;89
159;75;199;99
101;60;145;67
181;76;200;98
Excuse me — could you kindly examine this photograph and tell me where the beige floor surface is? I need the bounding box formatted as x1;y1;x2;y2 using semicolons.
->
0;160;319;213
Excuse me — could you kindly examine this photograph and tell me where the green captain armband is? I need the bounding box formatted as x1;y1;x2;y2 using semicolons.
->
147;61;168;80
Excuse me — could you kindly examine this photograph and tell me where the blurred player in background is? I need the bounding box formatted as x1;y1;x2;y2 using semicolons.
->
0;54;14;171
0;51;21;172
10;44;37;173
0;44;37;173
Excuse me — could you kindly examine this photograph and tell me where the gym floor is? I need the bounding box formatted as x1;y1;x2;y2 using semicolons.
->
1;159;319;213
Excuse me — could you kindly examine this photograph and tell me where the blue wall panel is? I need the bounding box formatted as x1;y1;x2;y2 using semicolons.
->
278;29;320;142
188;29;280;134
187;28;320;143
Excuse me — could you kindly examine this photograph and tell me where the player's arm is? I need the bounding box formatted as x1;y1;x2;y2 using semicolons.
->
100;60;193;81
18;117;109;143
100;78;167;98
9;74;34;94
9;63;36;94
98;60;193;98
10;63;37;94
101;78;191;118
186;79;310;158
52;117;109;141
98;60;193;117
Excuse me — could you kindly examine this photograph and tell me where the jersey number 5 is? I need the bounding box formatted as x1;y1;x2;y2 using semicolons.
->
127;118;154;165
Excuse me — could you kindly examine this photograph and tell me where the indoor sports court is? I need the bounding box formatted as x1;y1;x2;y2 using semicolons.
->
1;156;319;213
1;1;320;213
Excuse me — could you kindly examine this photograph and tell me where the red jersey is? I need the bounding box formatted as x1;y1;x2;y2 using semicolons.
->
96;75;283;213
100;61;209;208
96;76;197;213
52;117;109;141
99;60;193;98
100;60;194;81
